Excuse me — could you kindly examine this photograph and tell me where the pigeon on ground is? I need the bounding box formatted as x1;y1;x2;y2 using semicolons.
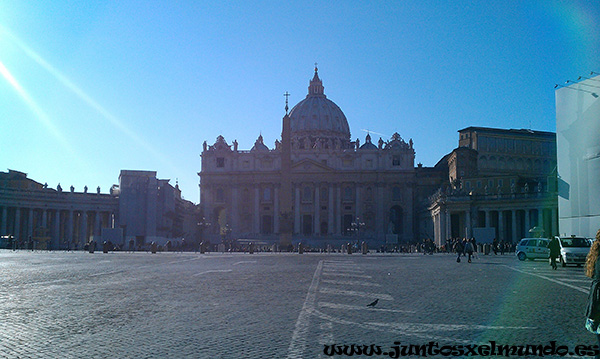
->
366;299;379;307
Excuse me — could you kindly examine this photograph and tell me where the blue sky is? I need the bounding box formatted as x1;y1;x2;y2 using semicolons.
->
1;1;598;203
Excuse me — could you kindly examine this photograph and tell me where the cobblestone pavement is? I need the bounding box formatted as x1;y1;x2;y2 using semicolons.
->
0;250;595;358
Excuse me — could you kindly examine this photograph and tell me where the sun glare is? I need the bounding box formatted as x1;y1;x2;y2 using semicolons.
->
0;25;179;174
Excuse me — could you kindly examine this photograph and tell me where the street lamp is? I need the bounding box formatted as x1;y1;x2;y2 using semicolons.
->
197;217;211;252
221;223;232;251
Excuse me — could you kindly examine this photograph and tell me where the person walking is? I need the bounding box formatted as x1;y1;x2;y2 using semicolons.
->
464;238;474;263
585;229;600;358
548;237;560;270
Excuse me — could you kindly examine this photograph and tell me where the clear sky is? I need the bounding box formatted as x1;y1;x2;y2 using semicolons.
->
1;1;598;203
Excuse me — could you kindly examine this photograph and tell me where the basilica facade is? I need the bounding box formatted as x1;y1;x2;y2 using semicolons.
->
199;67;417;248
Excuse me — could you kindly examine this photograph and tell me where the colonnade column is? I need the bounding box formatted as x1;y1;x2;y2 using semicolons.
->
14;208;20;240
28;208;34;240
484;210;490;228
445;210;451;242
67;210;73;245
80;211;88;247
95;212;101;240
511;210;517;243
1;207;6;235
53;210;61;249
465;209;471;239
538;209;543;232
524;209;530;234
314;187;320;235
498;210;504;242
552;208;558;237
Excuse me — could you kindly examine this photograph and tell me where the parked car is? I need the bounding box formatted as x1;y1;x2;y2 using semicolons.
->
556;235;590;267
515;238;550;261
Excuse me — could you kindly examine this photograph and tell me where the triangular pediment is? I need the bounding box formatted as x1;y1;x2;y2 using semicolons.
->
291;158;334;173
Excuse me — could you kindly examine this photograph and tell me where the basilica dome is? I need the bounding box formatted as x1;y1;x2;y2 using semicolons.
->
288;67;351;143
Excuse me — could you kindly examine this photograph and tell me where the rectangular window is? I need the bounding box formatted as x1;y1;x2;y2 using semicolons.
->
392;156;401;166
216;157;225;168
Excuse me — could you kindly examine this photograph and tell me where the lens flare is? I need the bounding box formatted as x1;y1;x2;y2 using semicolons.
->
0;25;178;174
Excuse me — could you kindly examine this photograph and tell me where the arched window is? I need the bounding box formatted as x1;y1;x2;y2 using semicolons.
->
303;186;312;202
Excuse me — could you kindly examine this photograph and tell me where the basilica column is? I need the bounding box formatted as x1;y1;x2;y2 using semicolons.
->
328;185;334;234
254;186;260;234
484;210;490;228
294;186;300;234
524;209;530;234
314;186;320;235
355;186;360;219
274;187;279;233
336;186;342;235
538;209;544;233
231;186;239;233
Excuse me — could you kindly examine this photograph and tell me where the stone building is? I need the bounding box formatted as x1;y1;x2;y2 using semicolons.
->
199;67;417;248
428;127;558;247
0;169;197;249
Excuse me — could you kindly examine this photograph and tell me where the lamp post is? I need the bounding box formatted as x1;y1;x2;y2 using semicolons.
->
197;217;211;252
221;223;232;251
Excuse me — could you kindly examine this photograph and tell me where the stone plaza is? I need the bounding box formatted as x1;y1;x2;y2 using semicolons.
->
0;249;595;358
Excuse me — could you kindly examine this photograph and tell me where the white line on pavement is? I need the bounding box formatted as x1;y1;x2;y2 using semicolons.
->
319;287;394;301
233;261;257;266
318;301;415;313
322;272;372;279
502;265;589;294
320;279;381;287
192;269;233;276
365;321;537;332
287;260;323;359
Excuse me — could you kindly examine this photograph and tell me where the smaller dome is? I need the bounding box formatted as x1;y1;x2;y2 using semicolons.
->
360;133;377;150
251;134;269;152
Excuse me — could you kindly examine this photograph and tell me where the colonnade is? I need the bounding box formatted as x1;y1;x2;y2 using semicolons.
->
0;205;115;249
433;205;558;246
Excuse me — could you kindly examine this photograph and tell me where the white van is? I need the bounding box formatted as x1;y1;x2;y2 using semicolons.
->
556;236;590;267
515;238;550;261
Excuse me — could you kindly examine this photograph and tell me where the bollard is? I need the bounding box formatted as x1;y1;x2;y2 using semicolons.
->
151;242;157;254
361;241;368;255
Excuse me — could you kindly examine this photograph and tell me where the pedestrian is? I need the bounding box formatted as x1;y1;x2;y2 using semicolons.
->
464;239;474;263
454;240;464;262
548;237;560;270
584;230;600;357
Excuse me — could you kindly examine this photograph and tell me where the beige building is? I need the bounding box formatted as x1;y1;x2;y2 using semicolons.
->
199;67;417;248
428;127;558;247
